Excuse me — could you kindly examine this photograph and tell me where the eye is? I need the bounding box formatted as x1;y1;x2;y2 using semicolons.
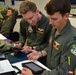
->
29;16;33;19
26;14;34;21
52;18;57;20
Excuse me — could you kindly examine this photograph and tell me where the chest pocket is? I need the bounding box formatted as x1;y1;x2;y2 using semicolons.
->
36;28;44;35
53;41;60;50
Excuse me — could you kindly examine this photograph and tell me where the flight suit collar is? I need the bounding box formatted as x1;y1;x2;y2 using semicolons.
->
51;20;72;57
37;12;48;26
58;19;71;36
51;20;71;39
52;20;71;37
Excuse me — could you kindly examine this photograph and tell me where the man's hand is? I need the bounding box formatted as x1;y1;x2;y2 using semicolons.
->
22;67;33;75
27;50;47;61
12;43;22;52
21;46;32;53
27;50;41;61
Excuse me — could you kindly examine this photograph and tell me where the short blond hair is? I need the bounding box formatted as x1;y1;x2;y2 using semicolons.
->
19;1;37;14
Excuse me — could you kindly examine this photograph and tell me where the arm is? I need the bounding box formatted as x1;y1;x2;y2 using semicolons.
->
0;18;15;38
1;9;7;20
41;43;76;75
12;9;18;21
19;19;27;46
0;40;14;52
27;50;47;60
22;43;76;75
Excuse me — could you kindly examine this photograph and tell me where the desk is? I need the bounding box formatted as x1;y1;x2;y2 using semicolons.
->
12;60;51;75
8;52;28;64
0;43;51;75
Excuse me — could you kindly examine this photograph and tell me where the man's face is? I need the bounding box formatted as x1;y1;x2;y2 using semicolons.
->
22;11;38;26
6;10;13;17
48;12;69;30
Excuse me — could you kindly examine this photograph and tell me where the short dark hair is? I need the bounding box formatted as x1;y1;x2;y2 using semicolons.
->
45;0;71;16
19;1;37;14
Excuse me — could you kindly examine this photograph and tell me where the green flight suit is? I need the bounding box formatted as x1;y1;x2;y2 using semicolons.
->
41;20;76;75
0;9;18;38
0;19;2;30
19;13;52;51
0;11;3;30
0;40;14;53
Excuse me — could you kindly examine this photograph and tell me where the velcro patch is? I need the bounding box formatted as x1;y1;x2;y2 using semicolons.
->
53;41;60;50
70;44;76;56
36;28;44;34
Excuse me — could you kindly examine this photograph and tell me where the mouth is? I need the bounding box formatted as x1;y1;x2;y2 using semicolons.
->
31;22;36;26
52;25;56;29
52;25;55;27
31;23;36;26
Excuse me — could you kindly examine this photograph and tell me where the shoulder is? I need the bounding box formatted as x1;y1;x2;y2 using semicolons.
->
41;13;49;22
20;18;30;28
20;18;28;24
70;44;76;56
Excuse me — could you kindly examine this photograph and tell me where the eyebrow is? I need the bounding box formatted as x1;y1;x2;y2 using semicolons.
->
26;14;34;20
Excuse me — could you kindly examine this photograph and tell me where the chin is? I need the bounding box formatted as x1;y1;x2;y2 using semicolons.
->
31;23;36;26
53;27;57;29
31;24;36;26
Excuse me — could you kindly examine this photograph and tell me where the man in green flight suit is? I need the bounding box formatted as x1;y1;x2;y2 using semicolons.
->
21;0;76;75
0;8;18;38
0;40;14;53
15;1;52;65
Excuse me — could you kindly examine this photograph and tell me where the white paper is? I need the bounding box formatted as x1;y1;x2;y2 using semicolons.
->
0;60;14;74
0;34;7;39
12;60;51;72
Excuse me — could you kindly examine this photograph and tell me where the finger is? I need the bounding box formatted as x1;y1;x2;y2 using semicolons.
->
29;56;36;60
27;54;37;60
23;67;27;70
22;69;26;75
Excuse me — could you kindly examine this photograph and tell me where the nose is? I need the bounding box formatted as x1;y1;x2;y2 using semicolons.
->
27;19;33;24
49;19;54;25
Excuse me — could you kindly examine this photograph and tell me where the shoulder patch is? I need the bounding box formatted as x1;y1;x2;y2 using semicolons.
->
28;26;33;33
70;44;76;56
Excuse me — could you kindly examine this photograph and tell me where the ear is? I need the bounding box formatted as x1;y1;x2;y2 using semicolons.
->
36;9;40;14
64;13;70;20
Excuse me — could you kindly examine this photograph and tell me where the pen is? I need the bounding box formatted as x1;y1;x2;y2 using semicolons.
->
68;56;70;65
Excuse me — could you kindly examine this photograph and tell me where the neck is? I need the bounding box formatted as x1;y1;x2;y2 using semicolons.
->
38;13;42;21
57;21;67;33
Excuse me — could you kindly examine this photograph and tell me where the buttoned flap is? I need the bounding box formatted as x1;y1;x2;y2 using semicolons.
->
36;28;44;35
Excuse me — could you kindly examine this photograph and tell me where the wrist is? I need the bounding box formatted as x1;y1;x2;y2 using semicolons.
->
38;51;43;57
32;46;36;50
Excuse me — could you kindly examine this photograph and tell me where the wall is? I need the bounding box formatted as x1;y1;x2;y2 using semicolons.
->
32;0;50;16
13;18;21;32
69;17;76;28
